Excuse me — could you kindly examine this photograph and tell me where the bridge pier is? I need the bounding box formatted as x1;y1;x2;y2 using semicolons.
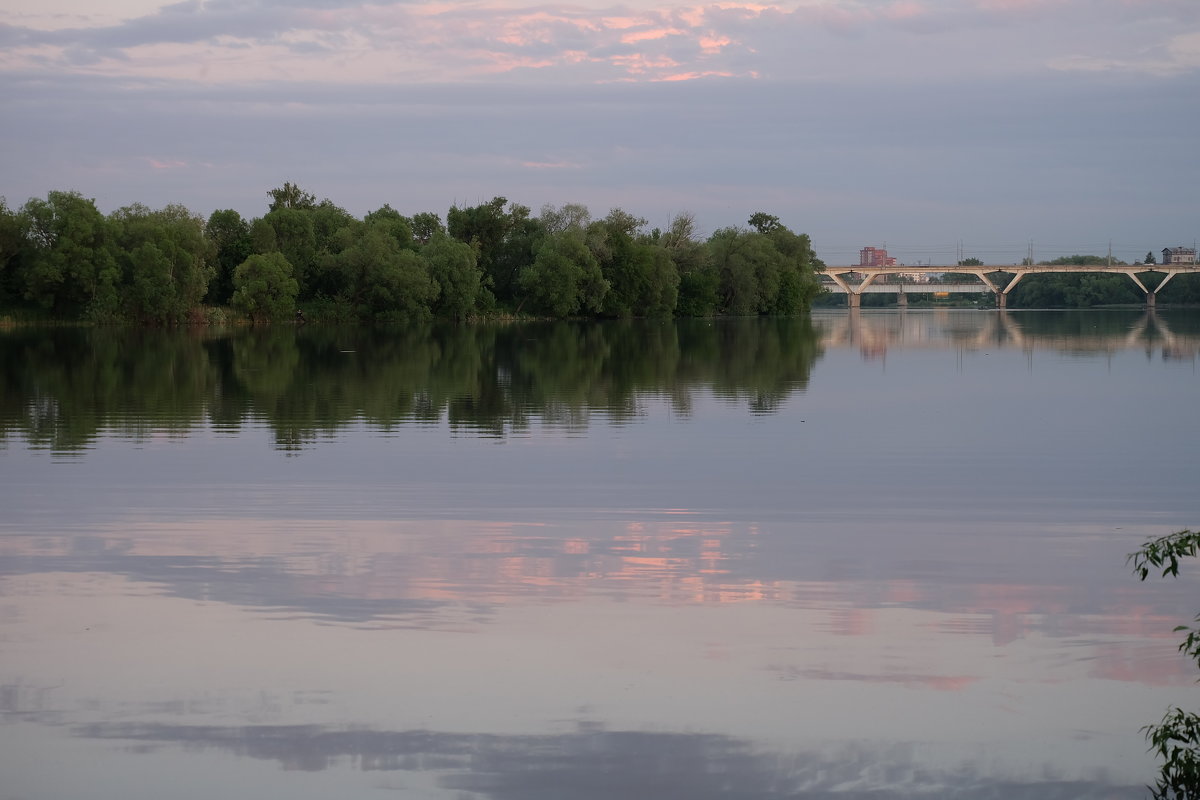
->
1147;291;1156;308
848;293;861;309
997;293;1008;309
896;290;907;308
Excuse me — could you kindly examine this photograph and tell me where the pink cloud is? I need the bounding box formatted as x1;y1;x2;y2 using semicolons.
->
621;27;686;44
601;15;648;30
884;1;928;20
610;53;682;73
698;34;731;54
654;70;735;81
148;158;187;170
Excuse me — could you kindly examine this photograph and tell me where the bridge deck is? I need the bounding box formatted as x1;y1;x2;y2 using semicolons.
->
818;264;1197;306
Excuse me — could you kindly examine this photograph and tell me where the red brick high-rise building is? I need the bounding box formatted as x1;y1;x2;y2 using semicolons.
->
859;247;897;267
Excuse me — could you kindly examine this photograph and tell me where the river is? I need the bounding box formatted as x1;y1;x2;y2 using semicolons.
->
1;309;1197;799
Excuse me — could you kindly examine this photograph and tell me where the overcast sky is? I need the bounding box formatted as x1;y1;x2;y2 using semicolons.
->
1;0;1197;265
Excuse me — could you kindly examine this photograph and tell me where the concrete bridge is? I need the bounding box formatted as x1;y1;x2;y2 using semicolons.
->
820;264;1200;308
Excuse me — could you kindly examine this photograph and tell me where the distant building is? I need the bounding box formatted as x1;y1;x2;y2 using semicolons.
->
859;247;897;267
1162;247;1197;265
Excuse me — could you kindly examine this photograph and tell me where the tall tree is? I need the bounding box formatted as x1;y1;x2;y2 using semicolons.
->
205;209;252;306
448;197;526;304
232;252;299;322
0;198;29;309
424;231;481;319
518;229;608;317
21;191;121;320
111;203;215;323
267;182;317;212
365;205;415;249
330;226;438;321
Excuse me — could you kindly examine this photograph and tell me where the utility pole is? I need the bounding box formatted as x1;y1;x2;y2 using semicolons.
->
1107;240;1112;268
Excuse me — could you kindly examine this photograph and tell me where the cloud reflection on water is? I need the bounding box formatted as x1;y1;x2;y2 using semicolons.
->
70;720;1139;799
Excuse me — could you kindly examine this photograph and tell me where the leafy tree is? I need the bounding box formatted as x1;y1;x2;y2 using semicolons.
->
0;198;30;309
372;248;440;323
329;226;438;322
747;212;783;234
539;202;592;236
706;228;752;314
518;229;608;317
231;252;299;322
703;217;819;317
448;197;528;304
677;267;719;316
959;257;984;266
249;217;277;254
21;191;121;320
260;208;317;298
411;212;444;246
1146;251;1157;265
758;220;820;314
310;199;355;249
591;208;651;317
111;203;215;323
267;181;316;212
1042;254;1126;266
1009;273;1142;308
365;205;415;249
490;204;541;311
664;212;715;316
205;209;252;306
1129;530;1200;799
633;244;679;317
424;231;481;319
1160;274;1200;305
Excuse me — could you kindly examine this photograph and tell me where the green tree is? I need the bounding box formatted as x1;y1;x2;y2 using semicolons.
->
706;227;784;315
260;208;317;298
21;191;121;320
267;181;316;212
365;205;415;249
424;231;481;319
591;208;651;317
959;257;984;266
231;252;299;322
747;211;783;234
0;198;30;309
205;209;252;306
1043;254;1126;266
411;212;444;246
448;197;528;305
111;203;215;324
1129;530;1200;799
518;229;608;317
759;220;819;314
330;226;438;322
664;213;716;316
1146;251;1158;265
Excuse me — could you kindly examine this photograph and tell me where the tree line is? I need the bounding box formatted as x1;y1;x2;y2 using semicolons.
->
0;184;822;324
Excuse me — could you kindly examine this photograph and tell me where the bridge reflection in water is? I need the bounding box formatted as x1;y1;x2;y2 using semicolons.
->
814;309;1200;362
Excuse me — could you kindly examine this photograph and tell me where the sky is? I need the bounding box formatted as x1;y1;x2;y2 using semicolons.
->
1;0;1198;266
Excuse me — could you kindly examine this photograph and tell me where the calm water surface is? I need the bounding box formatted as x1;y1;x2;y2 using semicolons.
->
1;310;1198;799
